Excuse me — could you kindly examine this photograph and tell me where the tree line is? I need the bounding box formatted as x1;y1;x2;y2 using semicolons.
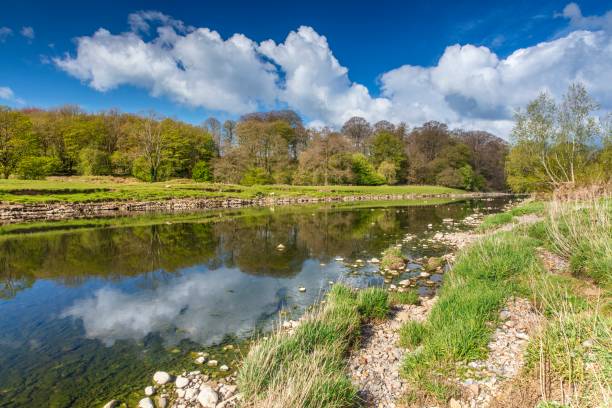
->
1;83;606;192
0;106;510;191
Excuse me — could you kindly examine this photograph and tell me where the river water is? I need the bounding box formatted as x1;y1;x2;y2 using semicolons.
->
0;197;514;407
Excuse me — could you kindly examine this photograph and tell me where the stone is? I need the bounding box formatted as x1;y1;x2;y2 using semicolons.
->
449;397;463;408
103;400;119;408
298;287;306;292
207;359;218;367
175;375;189;388
499;310;511;320
219;364;229;371
157;396;168;408
195;356;206;364
184;388;198;401
144;385;155;396
276;244;285;250
197;385;219;408
176;389;185;398
370;257;380;263
419;271;430;278
582;339;594;348
153;371;171;385
138;398;155;408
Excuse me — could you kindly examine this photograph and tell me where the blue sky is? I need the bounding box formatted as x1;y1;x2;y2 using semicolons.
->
1;0;611;136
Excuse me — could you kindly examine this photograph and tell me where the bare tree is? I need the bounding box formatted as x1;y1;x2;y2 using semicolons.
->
222;119;236;151
341;116;371;154
203;117;222;152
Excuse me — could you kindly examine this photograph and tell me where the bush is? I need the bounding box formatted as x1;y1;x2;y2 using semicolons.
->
351;154;385;185
240;167;273;186
357;287;389;320
131;157;170;182
16;156;60;180
192;160;212;182
377;161;397;185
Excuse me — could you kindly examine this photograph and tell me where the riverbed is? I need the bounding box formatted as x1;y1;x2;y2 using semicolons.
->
0;197;515;407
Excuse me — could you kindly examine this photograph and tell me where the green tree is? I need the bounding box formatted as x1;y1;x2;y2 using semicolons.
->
351;153;384;185
0;107;36;178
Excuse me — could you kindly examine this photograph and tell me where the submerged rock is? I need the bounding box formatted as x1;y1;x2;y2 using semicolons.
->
138;397;154;408
153;371;171;385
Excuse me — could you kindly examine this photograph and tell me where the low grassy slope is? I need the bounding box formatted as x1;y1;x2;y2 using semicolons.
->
399;196;611;406
0;176;465;204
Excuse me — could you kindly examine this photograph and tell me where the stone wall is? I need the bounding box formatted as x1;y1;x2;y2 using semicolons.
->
0;192;511;224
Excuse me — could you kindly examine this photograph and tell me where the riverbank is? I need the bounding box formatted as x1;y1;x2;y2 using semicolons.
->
139;193;608;408
0;177;513;223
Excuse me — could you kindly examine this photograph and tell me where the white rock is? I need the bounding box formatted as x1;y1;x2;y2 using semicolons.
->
276;244;285;250
197;385;219;408
369;257;380;263
195;356;206;364
219;364;229;371
207;359;218;367
144;386;155;396
175;375;189;388
298;287;306;292
157;397;168;408
103;400;119;408
153;371;171;385
335;256;344;261
185;388;198;401
138;398;155;408
419;271;430;278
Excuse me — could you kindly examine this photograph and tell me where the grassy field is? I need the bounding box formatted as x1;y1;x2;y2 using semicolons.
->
398;195;611;407
0;176;465;204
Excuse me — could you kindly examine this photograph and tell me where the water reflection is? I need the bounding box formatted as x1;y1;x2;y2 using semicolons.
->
0;198;514;407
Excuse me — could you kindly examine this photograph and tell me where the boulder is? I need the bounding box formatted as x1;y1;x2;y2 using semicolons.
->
175;375;189;388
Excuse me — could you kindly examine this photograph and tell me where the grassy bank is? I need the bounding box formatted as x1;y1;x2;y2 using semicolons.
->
236;284;418;407
398;194;611;407
0;176;465;204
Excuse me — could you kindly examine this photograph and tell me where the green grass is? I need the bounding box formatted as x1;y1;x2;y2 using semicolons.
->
399;231;542;402
0;176;465;204
380;246;406;271
477;200;545;232
399;321;427;348
388;290;420;306
357;287;390;320
237;284;390;407
399;194;610;406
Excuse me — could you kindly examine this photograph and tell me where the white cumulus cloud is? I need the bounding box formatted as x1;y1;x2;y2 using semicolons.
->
54;5;612;137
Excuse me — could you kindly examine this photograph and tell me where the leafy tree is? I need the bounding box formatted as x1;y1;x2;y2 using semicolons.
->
294;130;353;185
510;83;601;189
192;161;212;182
0;107;36;178
241;167;273;186
135;113;166;182
16;156;60;180
377;161;397;185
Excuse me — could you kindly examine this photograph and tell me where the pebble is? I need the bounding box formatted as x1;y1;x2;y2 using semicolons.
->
103;400;119;408
207;360;218;367
219;365;229;372
144;385;155;396
298;287;306;292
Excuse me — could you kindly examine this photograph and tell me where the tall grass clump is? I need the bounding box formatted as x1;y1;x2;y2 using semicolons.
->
399;232;542;402
478;200;545;232
524;278;611;408
545;195;611;289
238;283;388;407
357;287;389;319
388;289;419;306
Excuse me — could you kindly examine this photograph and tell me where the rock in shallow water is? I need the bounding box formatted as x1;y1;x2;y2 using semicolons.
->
153;371;171;385
197;385;219;408
138;397;155;408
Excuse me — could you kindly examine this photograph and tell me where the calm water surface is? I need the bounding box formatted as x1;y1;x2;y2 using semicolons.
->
0;197;514;407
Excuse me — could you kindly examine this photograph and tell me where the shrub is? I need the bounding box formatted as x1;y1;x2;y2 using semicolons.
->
351;154;384;185
192;160;212;182
16;156;60;179
240;167;273;186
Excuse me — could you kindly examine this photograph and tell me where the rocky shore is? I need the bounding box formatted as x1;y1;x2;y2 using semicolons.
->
0;192;511;223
